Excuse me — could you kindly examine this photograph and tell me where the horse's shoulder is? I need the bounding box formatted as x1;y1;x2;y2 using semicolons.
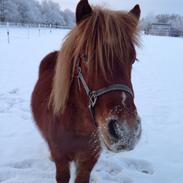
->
39;51;58;76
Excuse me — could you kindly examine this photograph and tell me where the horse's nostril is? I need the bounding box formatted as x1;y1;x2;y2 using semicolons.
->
108;119;120;139
117;145;126;150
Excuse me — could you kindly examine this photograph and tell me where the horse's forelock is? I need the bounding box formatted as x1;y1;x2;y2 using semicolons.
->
51;6;140;114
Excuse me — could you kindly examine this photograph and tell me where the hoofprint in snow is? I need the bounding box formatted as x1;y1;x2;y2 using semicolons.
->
0;27;183;183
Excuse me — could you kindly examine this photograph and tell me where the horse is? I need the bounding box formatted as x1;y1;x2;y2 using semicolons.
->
31;0;142;183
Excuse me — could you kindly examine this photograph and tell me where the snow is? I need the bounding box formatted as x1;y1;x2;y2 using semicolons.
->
0;27;183;183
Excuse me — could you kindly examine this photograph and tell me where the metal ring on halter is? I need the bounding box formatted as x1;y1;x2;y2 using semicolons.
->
89;91;97;107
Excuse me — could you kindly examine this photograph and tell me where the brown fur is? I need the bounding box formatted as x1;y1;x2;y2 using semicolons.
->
31;3;140;183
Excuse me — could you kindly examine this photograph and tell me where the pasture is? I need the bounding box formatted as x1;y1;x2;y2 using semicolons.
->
0;27;183;183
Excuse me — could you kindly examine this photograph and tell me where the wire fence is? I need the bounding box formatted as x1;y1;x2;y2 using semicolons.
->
0;21;73;29
0;21;73;43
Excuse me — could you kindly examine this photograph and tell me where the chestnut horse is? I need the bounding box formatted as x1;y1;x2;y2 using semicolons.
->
31;0;142;183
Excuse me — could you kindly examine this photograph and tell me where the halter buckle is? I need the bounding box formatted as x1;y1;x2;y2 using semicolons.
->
89;91;97;107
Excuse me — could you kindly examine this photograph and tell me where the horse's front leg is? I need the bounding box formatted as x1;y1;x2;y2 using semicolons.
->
75;154;99;183
54;158;70;183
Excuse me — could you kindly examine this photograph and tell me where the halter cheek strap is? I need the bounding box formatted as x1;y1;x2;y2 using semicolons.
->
77;66;134;127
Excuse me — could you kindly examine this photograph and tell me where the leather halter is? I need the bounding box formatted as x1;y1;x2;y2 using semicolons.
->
77;66;134;127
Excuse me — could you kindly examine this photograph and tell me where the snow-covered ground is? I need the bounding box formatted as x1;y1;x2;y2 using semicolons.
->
0;27;183;183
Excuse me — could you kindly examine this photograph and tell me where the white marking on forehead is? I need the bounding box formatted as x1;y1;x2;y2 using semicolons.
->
121;92;127;107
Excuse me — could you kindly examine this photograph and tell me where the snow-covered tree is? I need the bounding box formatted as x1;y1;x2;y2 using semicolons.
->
0;0;19;22
0;0;5;21
140;13;156;31
169;15;183;31
41;0;66;25
63;9;75;27
15;0;42;23
0;0;75;26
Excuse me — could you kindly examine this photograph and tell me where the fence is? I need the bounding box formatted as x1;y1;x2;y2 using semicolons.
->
0;21;73;29
0;21;73;43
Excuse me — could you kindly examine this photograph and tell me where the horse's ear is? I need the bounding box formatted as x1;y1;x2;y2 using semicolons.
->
129;4;141;21
76;0;93;24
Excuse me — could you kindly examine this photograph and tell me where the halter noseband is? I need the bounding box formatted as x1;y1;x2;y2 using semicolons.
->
77;66;134;127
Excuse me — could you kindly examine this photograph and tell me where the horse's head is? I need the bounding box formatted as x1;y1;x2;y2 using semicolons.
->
52;0;141;153
75;0;141;153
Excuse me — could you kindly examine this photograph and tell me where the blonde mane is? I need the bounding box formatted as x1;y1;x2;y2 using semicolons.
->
50;6;140;114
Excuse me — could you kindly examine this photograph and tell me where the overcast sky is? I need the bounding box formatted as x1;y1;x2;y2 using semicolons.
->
39;0;183;17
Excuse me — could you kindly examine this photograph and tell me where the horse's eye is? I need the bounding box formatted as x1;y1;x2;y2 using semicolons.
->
81;54;88;63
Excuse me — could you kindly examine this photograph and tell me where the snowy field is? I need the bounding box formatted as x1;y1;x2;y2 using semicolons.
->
0;27;183;183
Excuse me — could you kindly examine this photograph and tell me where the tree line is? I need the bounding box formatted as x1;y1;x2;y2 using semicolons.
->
0;0;75;26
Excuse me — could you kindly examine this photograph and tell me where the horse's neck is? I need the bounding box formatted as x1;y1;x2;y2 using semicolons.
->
64;81;95;133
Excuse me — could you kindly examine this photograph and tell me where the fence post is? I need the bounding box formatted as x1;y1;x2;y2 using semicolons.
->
27;24;30;39
6;22;10;43
38;24;40;36
50;24;52;33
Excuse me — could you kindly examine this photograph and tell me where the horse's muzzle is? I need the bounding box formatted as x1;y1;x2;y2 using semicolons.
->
101;116;141;153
